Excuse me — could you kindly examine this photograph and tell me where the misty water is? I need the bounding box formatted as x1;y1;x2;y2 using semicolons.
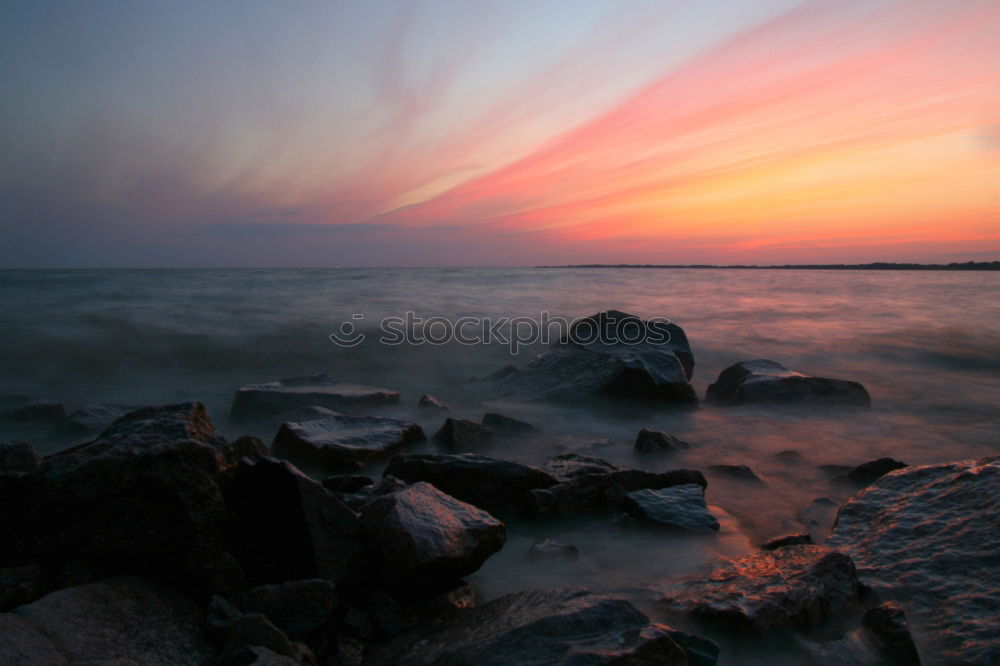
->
2;267;998;663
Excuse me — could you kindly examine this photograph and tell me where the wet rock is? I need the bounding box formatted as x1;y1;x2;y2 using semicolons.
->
61;403;136;436
861;602;921;665
527;538;579;559
271;414;424;469
432;418;493;450
223;457;365;588
667;628;721;666
544;452;620;480
0;401;67;426
846;458;907;486
480;412;540;435
661;545;862;634
360;482;506;594
417;394;449;413
383;453;557;514
230;374;400;422
0;441;41;473
708;463;763;483
827;456;999;665
236;579;337;641
624;485;720;533
775;449;805;465
818;464;854;477
706;359;870;407
321;475;374;494
762;533;814;550
370;587;688;665
336;476;409;511
0;576;213;664
635;427;690;453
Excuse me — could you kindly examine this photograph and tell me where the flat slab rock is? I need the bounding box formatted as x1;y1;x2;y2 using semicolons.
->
370;587;688;665
706;359;870;407
827;456;1000;665
624;485;720;533
271;414;423;468
230;374;400;421
660;545;862;634
0;576;213;665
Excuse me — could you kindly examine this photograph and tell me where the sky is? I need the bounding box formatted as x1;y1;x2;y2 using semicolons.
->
1;0;999;267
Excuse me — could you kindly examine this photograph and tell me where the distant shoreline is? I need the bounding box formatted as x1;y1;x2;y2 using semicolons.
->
539;261;1000;271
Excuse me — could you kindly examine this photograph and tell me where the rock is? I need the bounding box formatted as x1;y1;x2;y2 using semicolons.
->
661;545;862;634
480;412;539;435
360;482;506;595
223;613;303;660
321;475;374;494
0;576;213;664
798;497;840;541
666;629;721;666
219;645;304;666
273;405;342;423
818;464;854;477
775;449;805;465
708;463;763;483
432;418;493;450
706;359;871;407
0;562;101;612
826;457;999;664
635;428;690;453
623;485;720;533
476;365;518;382
370;587;688;665
223;457;365;588
544;452;620;480
861;602;921;665
61;403;136;436
230;374;400;422
382;453;557;514
527;538;579;559
846;458;907;486
762;533;814;550
271;415;424;469
236;579;337;641
0;441;41;473
416;394;449;413
0;401;67;426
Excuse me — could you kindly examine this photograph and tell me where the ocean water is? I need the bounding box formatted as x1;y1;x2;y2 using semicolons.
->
2;267;999;663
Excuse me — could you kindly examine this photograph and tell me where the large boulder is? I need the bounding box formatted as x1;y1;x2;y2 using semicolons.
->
360;482;506;594
706;359;870;407
826;457;999;664
661;545;862;634
0;576;214;664
230;374;400;422
624;485;720;533
383;453;558;514
271;415;423;469
484;311;697;406
370;587;688;665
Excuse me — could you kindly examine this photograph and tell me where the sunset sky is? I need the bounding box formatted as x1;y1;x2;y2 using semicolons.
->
2;0;999;267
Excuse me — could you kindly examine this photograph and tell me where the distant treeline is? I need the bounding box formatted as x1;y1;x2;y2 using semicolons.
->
541;261;1000;271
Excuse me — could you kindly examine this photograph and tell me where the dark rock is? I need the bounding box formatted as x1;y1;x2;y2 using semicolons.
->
708;463;763;483
667;628;721;666
798;497;840;541
0;562;102;612
221;613;314;663
624;485;720;533
775;449;805;465
406;580;476;622
321;475;374;494
827;457;999;665
236;579;337;641
432;418;493;450
706;359;870;407
762;533;814;550
207;594;245;637
846;457;907;485
61;403;136;436
661;545;862;634
544;452;620;480
336;476;408;511
861;602;921;665
360;482;506;594
818;464;854;477
527;538;579;559
370;587;688;665
635;427;690;453
218;645;304;666
0;441;41;473
417;394;449;413
271;414;424;468
273;405;342;423
383;453;557;514
0;401;67;426
230;374;399;422
0;576;213;664
477;364;518;381
223;457;365;588
230;435;270;461
480;412;540;435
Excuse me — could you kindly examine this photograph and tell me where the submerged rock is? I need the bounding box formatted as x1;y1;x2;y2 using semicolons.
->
432;418;493;450
827;456;999;664
0;577;213;664
480;412;540;435
383;453;557;514
706;359;870;407
271;415;424;468
634;428;690;453
861;602;921;666
762;533;814;550
624;485;719;533
708;463;763;483
661;545;862;634
0;441;42;473
416;394;449;413
527;538;579;559
845;457;907;486
61;403;136;436
230;374;399;422
370;587;688;665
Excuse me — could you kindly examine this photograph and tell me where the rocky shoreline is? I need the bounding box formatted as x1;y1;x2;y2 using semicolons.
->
0;311;995;665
